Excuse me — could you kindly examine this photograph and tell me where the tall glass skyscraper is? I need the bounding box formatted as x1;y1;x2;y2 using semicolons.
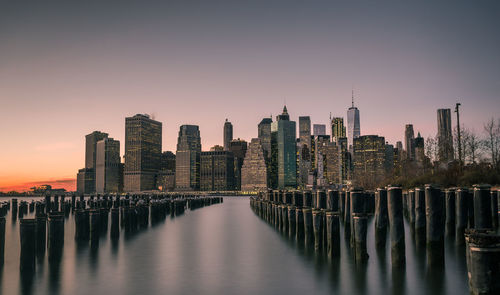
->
437;108;454;162
331;117;346;142
124;114;162;192
223;119;233;151
271;106;297;189
347;93;360;151
175;125;202;191
96;138;121;193
405;124;415;161
258;117;272;161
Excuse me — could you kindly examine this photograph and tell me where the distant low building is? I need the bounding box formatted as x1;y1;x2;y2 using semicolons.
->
77;168;94;194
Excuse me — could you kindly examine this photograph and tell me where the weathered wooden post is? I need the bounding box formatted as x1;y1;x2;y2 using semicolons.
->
474;184;492;229
456;188;469;245
20;219;36;273
465;229;500;295
445;188;456;236
415;187;426;245
316;190;326;209
0;217;5;266
303;208;314;248
375;188;388;248
48;213;64;262
353;213;369;263
296;207;305;242
388;186;405;267
312;209;323;251
327;190;339;211
425;184;444;266
288;206;296;238
325;211;340;258
491;190;498;228
35;214;46;258
111;208;120;239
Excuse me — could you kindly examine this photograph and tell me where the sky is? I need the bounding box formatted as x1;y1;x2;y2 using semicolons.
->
1;0;499;192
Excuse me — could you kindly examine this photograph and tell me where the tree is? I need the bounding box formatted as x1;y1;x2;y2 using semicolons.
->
425;135;438;163
463;128;482;164
454;125;467;164
483;118;500;169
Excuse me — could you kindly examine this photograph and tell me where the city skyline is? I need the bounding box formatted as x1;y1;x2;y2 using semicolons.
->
1;1;500;191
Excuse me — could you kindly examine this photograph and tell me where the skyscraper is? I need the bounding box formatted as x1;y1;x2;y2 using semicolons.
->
241;138;268;191
86;131;109;170
200;149;235;191
298;116;312;187
271;106;297;189
437;108;454;162
77;131;108;193
313;124;326;136
299;116;311;149
175;125;201;191
352;135;386;189
229;138;247;190
158;151;176;191
223;119;233;151
96;138;121;193
124;114;162;192
405;124;415;161
415;132;425;164
258;117;272;161
331;117;346;142
347;91;360;150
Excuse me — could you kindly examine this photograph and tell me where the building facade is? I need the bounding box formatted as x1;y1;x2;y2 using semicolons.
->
124;114;162;192
313;124;326;136
200;150;235;191
96;138;121;193
77;168;94;194
229;139;247;190
437;108;454;162
241;138;268;191
347;96;360;151
331;117;346;142
352;135;386;189
405;124;415;161
298;116;312;188
175;125;201;190
223;119;233;151
271;106;297;189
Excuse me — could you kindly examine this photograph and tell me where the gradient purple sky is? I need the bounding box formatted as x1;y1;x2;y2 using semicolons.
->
1;1;499;191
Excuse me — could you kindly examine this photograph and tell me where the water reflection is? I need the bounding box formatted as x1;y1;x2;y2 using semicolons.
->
1;197;472;295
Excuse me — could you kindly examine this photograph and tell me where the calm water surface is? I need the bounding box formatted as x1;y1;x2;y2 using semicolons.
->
1;197;468;295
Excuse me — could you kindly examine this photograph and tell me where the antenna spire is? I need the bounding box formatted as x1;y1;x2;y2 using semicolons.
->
351;88;354;107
